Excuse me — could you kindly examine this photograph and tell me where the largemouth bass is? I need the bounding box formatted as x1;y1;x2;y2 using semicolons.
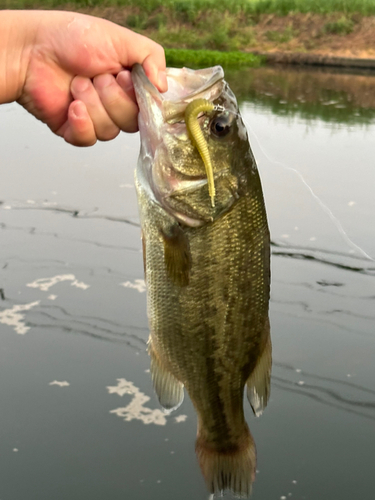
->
132;63;271;497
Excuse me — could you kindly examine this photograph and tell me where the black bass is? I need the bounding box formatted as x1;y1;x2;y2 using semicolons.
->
132;63;271;497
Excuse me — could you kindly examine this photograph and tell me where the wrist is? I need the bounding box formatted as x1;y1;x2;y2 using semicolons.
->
0;10;36;104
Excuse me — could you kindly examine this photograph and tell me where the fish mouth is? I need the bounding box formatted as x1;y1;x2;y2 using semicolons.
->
132;64;228;225
132;63;224;105
132;63;224;130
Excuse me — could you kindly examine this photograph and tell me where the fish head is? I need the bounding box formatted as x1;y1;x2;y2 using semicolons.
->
132;64;256;227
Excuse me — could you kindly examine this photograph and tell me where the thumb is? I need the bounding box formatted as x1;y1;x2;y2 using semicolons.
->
112;28;167;92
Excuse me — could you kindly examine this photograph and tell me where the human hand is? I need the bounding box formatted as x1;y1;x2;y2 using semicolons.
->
1;10;167;146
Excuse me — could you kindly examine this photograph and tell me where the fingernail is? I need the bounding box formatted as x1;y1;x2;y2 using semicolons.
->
75;77;90;92
96;73;113;89
157;70;168;93
116;71;133;93
71;101;86;119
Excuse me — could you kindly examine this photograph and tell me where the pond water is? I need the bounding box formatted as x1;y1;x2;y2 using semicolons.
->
1;65;374;500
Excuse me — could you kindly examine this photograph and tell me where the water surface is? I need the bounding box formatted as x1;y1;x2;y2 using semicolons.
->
1;65;374;500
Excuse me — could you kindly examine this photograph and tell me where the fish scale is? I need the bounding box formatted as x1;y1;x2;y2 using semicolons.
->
132;63;271;498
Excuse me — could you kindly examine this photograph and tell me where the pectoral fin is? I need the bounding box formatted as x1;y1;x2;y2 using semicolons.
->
161;224;192;287
246;323;272;417
148;337;184;411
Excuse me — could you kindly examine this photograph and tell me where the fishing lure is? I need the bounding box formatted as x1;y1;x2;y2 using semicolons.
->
184;99;216;207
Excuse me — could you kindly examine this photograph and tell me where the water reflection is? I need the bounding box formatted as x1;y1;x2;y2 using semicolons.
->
225;65;375;126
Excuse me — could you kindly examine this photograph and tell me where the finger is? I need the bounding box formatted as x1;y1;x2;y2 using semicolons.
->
61;100;97;147
70;76;120;141
116;70;136;104
114;31;167;92
142;53;168;93
94;73;139;133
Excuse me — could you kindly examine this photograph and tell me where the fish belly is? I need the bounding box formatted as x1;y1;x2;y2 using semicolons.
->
137;174;271;496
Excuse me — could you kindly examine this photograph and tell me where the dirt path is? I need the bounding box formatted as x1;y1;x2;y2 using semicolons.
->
247;13;375;67
248;13;375;58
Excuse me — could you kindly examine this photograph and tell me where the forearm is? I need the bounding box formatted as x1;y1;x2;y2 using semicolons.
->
0;10;34;104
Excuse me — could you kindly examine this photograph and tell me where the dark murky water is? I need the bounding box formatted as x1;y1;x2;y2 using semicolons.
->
1;65;374;500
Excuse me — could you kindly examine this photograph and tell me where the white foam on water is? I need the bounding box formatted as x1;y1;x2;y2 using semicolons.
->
71;280;90;290
27;275;90;291
107;378;187;426
49;381;70;387
0;301;40;334
175;415;187;423
120;279;146;293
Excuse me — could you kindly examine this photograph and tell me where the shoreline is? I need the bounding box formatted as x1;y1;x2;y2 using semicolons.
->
255;51;375;70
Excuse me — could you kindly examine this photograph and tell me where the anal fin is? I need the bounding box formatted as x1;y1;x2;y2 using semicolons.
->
148;338;184;412
246;324;272;417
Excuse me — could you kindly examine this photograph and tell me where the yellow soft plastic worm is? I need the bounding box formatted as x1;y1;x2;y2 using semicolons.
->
184;99;215;207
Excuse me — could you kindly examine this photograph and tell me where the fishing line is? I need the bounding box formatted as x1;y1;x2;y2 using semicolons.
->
224;108;374;262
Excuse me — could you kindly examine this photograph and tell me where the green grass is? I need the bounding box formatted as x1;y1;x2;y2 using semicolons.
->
5;0;375;16
165;48;263;68
324;15;355;34
245;0;375;16
265;26;296;43
152;12;256;52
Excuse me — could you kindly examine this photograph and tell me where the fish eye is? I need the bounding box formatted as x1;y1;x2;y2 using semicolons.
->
210;115;232;138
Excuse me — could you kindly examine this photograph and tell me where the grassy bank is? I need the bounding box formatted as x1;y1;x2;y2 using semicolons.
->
6;0;375;16
165;49;263;68
4;0;375;66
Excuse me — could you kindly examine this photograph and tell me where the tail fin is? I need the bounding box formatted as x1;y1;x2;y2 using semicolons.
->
195;426;256;498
